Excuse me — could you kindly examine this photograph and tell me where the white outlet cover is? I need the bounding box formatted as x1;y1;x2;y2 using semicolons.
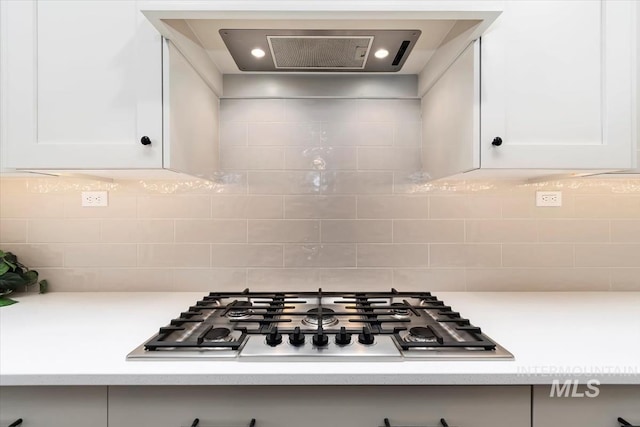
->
81;191;108;207
536;191;562;207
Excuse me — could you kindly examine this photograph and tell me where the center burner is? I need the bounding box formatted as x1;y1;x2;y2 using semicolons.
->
226;301;253;319
301;307;339;327
403;327;438;343
390;302;411;320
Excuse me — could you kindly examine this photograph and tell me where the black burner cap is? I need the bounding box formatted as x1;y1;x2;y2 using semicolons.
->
205;327;231;341
409;327;435;339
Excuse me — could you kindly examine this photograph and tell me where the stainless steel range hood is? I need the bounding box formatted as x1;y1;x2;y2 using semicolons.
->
220;29;421;72
140;2;502;95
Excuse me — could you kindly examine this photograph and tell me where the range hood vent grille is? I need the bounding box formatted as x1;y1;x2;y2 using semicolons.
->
219;29;421;73
267;36;373;70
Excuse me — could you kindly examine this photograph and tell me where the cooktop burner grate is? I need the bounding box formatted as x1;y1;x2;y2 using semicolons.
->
128;288;513;360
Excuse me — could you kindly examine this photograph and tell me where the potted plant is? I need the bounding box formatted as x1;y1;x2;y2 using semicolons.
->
0;250;48;306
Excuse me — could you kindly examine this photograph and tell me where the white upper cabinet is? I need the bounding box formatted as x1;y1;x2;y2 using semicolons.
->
480;0;636;170
2;0;162;169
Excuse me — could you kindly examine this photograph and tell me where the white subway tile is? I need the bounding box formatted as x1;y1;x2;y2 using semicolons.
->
284;196;356;219
465;220;538;243
247;268;321;289
285;146;357;170
28;219;100;243
357;244;429;267
248;220;319;243
502;244;574;268
137;195;210;218
393;269;466;291
65;244;137;267
138;244;210;268
575;244;640;268
358;196;428;219
393;220;464;243
284;244;356;267
537;219;609;242
466;268;610;291
319;268;393;290
211;244;282;267
211;195;283;219
430;244;501;268
321;220;392;243
1;243;64;267
175;220;247;243
0;219;27;243
100;220;174;243
220;122;247;146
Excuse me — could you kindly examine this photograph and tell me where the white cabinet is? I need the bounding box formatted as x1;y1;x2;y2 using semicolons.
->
422;0;636;179
0;1;218;177
533;385;640;427
480;0;636;170
109;385;531;427
0;386;108;427
2;0;162;170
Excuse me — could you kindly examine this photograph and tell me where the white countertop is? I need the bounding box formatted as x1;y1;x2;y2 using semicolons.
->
1;292;638;386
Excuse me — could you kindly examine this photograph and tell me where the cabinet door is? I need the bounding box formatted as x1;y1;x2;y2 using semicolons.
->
109;385;530;427
0;386;108;427
481;0;635;170
3;0;162;169
534;385;640;426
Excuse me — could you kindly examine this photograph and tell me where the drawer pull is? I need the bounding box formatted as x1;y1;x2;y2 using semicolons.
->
383;418;451;427
187;419;256;427
619;417;639;426
8;420;23;427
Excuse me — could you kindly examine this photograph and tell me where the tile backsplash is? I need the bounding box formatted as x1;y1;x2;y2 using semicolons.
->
1;98;639;292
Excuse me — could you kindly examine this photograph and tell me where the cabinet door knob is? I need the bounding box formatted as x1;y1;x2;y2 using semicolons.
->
140;136;152;146
492;137;503;146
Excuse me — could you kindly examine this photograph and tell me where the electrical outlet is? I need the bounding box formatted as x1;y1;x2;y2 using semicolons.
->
536;191;562;207
81;191;108;207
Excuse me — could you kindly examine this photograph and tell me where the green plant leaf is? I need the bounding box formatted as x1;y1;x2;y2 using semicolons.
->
0;262;9;276
0;297;18;307
0;250;5;258
0;272;26;291
2;258;16;270
39;279;49;294
4;252;17;263
22;270;39;286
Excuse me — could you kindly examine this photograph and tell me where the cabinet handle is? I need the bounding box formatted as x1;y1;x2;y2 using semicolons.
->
8;420;23;427
188;418;256;427
491;136;503;146
383;419;450;427
140;136;152;146
618;417;639;426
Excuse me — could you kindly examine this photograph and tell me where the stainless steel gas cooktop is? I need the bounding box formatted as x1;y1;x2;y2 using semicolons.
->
127;289;513;361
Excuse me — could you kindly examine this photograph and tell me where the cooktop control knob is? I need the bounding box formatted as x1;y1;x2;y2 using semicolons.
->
335;327;352;346
266;327;282;346
312;331;329;347
358;326;375;345
289;326;305;346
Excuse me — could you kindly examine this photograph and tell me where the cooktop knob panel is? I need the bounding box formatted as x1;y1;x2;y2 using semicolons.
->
358;326;375;345
266;327;282;346
335;327;352;346
289;326;305;346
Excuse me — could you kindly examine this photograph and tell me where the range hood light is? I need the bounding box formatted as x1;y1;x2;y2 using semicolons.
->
374;49;389;59
251;48;266;58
